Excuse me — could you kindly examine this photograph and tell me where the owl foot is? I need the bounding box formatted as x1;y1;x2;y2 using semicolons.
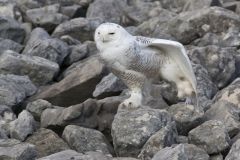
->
121;93;142;109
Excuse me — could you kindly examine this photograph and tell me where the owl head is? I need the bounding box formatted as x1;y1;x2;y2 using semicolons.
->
94;23;131;51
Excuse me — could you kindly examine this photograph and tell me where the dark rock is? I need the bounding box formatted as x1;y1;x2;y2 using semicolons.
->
26;99;54;121
26;128;70;158
188;120;230;154
60;5;85;18
152;143;209;160
204;100;240;137
23;28;70;65
210;154;223;160
138;122;178;160
9;110;36;141
0;74;37;108
60;35;81;45
0;139;37;160
62;125;114;155
188;45;236;88
112;108;173;157
0;16;25;43
52;17;104;42
32;56;106;106
0;38;23;53
0;50;59;86
167;103;204;135
223;1;240;14
225;139;240;160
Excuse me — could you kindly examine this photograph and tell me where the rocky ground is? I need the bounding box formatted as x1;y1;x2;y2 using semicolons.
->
0;0;240;159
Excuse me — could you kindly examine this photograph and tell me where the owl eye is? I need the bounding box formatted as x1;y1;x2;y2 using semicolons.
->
108;32;115;35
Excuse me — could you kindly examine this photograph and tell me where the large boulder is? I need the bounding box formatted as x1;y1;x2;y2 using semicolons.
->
0;50;59;86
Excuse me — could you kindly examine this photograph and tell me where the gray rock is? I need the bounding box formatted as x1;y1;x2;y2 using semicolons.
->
0;105;16;138
0;50;59;86
26;4;69;32
213;78;240;108
62;125;114;155
26;99;54;121
204;100;240;137
23;28;70;65
52;17;103;42
10;110;36;141
158;0;188;13
0;38;23;53
188;120;230;154
152;143;209;160
26;128;70;158
138;122;178;160
112;108;173;157
60;5;84;18
225;139;240;160
0;139;37;160
32;56;106;106
188;45;236;88
0;3;20;20
167;103;204;135
0;16;25;43
183;0;222;11
210;154;223;160
0;74;37;107
223;1;240;14
37;150;84;160
60;35;81;45
93;73;126;98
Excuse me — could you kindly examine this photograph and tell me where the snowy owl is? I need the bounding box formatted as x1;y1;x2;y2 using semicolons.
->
94;23;197;108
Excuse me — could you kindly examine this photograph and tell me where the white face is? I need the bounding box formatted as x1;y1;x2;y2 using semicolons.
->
94;23;129;51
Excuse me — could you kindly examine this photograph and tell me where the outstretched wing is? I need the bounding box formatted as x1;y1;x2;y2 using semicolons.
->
135;36;197;94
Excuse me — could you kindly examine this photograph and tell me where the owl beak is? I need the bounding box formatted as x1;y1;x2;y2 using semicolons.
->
102;37;108;43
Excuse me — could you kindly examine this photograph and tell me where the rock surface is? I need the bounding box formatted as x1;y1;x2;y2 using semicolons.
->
225;139;240;160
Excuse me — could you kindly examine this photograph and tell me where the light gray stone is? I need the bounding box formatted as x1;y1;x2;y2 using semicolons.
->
37;150;84;160
225;139;240;160
0;38;23;53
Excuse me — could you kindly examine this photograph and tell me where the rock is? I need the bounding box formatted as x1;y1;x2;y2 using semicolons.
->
52;17;103;42
225;139;240;160
188;120;230;154
26;99;54;121
0;139;37;160
166;7;240;44
0;38;23;53
152;143;209;160
62;125;114;155
23;28;70;65
26;4;69;32
112;108;173;157
138;122;178;160
93;73;126;98
0;3;19;20
188;45;236;88
0;74;37;108
223;1;240;14
0;105;16;138
0;50;59;86
204;100;240;137
60;35;81;45
158;0;188;13
41;97;121;137
0;16;25;43
213;78;240;108
32;56;106;106
60;5;86;18
167;103;204;135
183;0;222;11
37;150;84;160
26;128;70;158
9;110;36;141
210;154;223;160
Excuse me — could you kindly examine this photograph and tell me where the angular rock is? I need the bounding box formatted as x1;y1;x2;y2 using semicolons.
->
138;122;178;160
112;108;173;157
0;139;37;160
204;100;240;137
60;5;85;18
26;4;68;32
52;17;103;42
223;1;240;14
32;56;106;106
10;110;36;141
93;73;126;98
152;144;209;160
213;78;240;108
62;125;114;155
225;139;240;160
167;103;204;135
0;74;37;107
188;120;230;154
0;38;23;53
23;28;70;65
36;150;84;160
210;154;223;160
0;50;59;85
183;0;222;11
26;128;70;158
188;45;236;88
26;99;54;121
0;16;25;43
